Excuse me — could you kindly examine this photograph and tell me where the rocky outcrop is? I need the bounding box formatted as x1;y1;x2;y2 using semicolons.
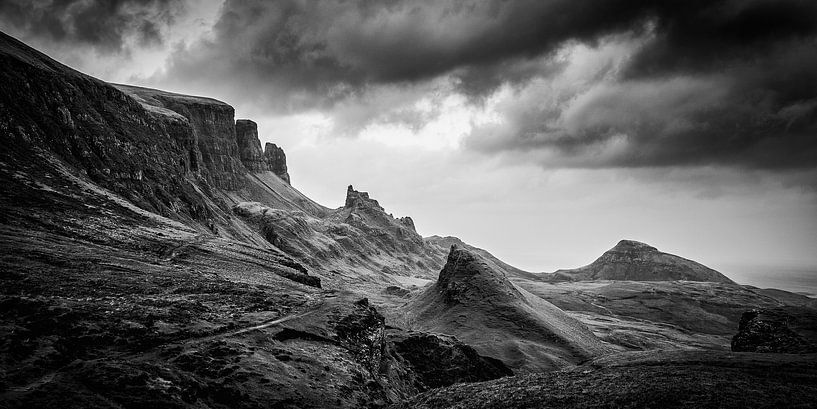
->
263;143;290;184
234;119;266;172
546;239;734;283
731;307;817;353
344;185;383;210
425;236;537;280
389;332;513;390
398;216;416;232
334;298;387;374
436;245;523;305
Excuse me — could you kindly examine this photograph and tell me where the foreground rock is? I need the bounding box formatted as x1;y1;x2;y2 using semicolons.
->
544;239;734;283
732;307;817;353
392;350;817;409
388;332;513;390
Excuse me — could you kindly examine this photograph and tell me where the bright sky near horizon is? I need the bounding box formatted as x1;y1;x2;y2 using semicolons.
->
3;0;816;292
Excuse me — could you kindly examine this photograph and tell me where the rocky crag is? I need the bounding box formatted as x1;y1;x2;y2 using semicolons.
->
731;307;817;353
232;185;449;287
234;119;290;183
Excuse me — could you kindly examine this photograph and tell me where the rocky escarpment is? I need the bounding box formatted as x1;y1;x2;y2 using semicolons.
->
263;142;290;184
545;240;734;284
0;32;225;229
1;28;327;246
234;119;291;184
0;30;324;275
235;119;267;172
232;185;446;285
115;84;245;190
404;246;612;372
731;307;817;353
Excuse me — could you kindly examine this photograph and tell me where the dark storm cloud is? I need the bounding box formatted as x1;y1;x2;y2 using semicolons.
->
0;0;185;52
461;0;817;170
157;0;663;109
154;0;817;170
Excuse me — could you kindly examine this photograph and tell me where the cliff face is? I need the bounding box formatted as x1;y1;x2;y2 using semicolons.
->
234;120;291;184
0;34;220;226
264;142;291;184
235;119;267;171
115;85;245;190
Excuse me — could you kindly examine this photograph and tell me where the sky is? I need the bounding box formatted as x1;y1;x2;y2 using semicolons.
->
2;0;816;291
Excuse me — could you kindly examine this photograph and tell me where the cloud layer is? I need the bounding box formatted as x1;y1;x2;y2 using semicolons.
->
0;0;186;52
5;0;816;171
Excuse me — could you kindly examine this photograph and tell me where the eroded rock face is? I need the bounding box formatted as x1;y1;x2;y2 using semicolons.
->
115;85;245;190
235;119;266;172
399;216;416;232
389;332;513;390
731;307;817;353
0;34;222;227
335;298;387;375
345;185;383;210
264;143;290;184
436;245;523;305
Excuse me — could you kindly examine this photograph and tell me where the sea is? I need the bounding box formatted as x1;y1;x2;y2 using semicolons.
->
719;264;817;298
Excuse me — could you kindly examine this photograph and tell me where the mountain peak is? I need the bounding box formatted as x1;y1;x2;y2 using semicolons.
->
344;185;384;211
612;240;658;252
551;240;734;284
436;246;521;304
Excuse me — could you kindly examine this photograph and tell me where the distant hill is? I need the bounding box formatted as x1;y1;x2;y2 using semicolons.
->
542;240;734;284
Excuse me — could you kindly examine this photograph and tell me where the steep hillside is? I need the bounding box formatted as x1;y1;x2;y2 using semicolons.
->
544;240;734;283
402;246;613;372
233;185;451;288
113;84;328;218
